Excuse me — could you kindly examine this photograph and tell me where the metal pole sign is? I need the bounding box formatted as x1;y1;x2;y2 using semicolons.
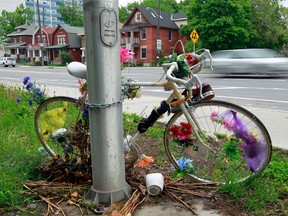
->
190;29;199;43
190;29;199;51
83;0;131;206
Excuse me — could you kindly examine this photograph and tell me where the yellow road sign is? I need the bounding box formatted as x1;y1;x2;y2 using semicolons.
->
190;29;199;43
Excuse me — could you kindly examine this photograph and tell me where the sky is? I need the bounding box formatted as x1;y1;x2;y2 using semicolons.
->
1;0;288;12
0;0;138;12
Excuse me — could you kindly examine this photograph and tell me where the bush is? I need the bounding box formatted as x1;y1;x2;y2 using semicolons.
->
33;61;42;66
60;51;72;64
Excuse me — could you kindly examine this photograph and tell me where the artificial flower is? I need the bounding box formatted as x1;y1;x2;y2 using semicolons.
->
215;109;267;172
78;79;87;97
171;156;194;179
135;154;154;167
210;107;220;122
169;122;193;141
186;53;199;67
120;47;134;63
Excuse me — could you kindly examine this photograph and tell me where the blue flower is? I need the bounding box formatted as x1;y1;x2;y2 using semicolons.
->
26;82;33;90
82;108;89;118
34;88;43;95
28;100;33;106
176;157;193;171
23;76;30;85
16;98;21;104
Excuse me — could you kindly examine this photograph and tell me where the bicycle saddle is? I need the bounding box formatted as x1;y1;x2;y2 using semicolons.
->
67;61;87;79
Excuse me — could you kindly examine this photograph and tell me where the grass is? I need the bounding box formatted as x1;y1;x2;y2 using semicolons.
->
0;83;287;214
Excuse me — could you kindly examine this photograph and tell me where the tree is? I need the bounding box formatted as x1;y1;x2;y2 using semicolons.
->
180;0;253;51
0;4;33;43
119;6;131;23
249;0;288;50
58;2;84;27
137;0;179;13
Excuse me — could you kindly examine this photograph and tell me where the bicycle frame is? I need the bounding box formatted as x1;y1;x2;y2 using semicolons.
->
122;79;213;151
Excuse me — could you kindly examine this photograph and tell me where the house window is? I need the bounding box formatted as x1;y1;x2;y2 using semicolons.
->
169;31;172;41
140;28;146;40
135;12;142;22
140;46;147;59
38;35;46;43
57;35;66;44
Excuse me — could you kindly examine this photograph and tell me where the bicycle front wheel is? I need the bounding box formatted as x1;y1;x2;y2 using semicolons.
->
164;100;272;184
34;96;89;158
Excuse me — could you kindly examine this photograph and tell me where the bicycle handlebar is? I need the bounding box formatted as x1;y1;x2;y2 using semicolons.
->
163;49;213;90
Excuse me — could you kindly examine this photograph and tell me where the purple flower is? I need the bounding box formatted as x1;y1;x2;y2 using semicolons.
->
28;100;33;106
16;98;21;103
34;87;43;95
82;108;89;118
221;110;266;172
26;82;33;90
23;76;30;85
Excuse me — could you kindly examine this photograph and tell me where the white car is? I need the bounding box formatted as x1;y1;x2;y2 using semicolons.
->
0;57;16;67
209;48;288;75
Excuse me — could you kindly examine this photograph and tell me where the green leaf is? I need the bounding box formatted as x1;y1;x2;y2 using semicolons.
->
171;170;186;179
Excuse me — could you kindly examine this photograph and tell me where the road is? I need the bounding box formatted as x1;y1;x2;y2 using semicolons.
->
0;65;287;149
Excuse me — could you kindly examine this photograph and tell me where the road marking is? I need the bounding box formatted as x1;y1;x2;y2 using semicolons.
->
223;78;287;82
216;95;288;104
213;86;288;91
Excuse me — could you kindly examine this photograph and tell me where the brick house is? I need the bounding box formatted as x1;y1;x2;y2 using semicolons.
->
27;26;55;64
5;24;36;62
120;7;187;66
46;25;83;63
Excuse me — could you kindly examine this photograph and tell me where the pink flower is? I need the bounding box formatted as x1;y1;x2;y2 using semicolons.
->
78;79;86;97
210;107;219;122
120;47;134;63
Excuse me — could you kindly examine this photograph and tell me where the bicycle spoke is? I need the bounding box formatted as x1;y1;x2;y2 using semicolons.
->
164;100;272;184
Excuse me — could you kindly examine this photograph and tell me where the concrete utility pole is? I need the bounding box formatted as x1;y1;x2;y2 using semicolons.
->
83;0;131;206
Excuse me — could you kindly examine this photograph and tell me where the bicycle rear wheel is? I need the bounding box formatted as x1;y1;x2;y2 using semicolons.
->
34;96;89;159
35;96;139;165
164;100;272;184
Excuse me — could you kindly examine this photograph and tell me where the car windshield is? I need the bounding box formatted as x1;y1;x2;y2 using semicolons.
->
212;49;284;59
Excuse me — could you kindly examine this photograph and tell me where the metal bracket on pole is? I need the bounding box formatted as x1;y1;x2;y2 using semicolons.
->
83;0;131;207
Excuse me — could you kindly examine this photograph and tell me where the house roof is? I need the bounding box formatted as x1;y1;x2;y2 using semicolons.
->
46;44;69;50
171;12;186;21
7;24;37;37
122;7;181;31
4;42;26;48
42;26;55;35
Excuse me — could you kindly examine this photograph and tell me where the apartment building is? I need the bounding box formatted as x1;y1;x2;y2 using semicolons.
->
25;0;83;27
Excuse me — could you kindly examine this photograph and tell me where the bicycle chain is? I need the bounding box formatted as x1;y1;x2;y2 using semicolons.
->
86;96;124;109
